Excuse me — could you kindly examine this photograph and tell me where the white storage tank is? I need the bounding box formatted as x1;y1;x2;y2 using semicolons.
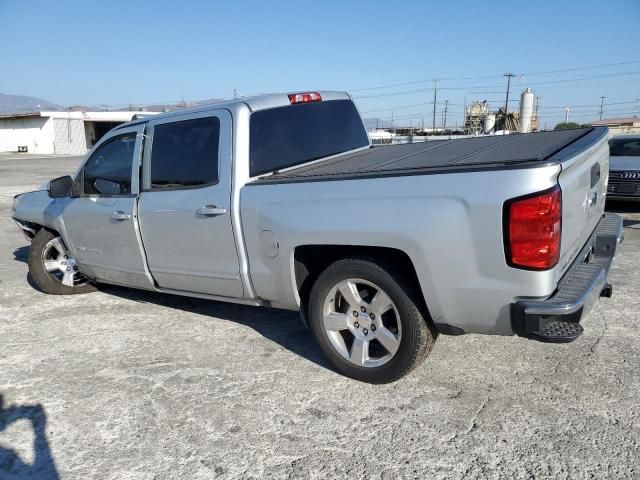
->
519;88;535;133
484;113;496;134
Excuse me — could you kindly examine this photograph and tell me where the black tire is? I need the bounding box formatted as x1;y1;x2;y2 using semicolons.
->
308;257;436;383
28;229;97;295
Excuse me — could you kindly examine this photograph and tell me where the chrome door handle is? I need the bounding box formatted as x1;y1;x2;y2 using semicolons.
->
110;211;131;221
197;205;227;216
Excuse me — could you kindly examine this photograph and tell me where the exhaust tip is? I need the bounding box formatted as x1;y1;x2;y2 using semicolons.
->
601;283;613;298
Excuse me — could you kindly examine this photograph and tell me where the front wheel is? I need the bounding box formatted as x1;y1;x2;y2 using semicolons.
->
27;229;97;295
308;258;436;383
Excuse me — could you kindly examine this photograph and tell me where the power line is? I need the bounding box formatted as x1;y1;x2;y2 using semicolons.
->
520;60;640;77
355;70;640;100
348;60;640;93
359;101;434;114
354;84;505;99
527;70;640;86
350;74;503;93
537;100;638;109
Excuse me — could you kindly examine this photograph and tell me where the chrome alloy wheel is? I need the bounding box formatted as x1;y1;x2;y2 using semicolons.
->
41;237;89;287
322;278;402;368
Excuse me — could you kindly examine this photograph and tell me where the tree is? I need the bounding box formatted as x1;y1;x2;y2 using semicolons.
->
554;122;581;131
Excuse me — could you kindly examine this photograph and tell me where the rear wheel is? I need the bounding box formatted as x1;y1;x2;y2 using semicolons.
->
28;229;97;295
308;257;436;383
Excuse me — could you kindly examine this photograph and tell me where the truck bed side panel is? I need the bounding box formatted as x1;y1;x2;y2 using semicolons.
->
240;164;562;336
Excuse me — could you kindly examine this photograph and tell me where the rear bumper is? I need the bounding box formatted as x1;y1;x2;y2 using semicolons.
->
511;212;623;343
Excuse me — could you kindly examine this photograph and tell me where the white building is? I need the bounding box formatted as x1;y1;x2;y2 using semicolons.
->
0;110;158;155
590;117;640;137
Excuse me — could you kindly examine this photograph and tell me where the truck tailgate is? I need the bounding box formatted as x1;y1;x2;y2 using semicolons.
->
552;128;610;279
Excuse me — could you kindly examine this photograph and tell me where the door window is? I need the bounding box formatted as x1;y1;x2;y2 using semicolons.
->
82;133;137;195
150;117;220;189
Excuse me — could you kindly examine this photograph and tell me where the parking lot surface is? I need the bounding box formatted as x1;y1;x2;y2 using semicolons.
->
1;154;639;479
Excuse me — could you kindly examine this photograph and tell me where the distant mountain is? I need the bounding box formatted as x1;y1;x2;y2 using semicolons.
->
0;93;62;114
0;94;228;115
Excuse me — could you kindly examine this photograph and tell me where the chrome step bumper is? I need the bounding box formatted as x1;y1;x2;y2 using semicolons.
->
512;212;624;343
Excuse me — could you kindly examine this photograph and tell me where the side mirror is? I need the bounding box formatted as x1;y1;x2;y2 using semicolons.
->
48;175;73;198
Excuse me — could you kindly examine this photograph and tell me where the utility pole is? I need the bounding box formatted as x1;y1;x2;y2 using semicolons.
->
233;89;238;100
503;73;517;130
635;98;639;118
565;107;570;125
390;110;394;133
463;95;467;135
442;100;448;130
432;79;438;132
599;96;605;120
535;96;541;131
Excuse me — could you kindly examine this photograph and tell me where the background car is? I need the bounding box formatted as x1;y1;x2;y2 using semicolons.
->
607;135;640;201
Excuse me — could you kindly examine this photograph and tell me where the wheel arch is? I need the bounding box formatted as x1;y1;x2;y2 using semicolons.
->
293;244;430;326
14;220;69;250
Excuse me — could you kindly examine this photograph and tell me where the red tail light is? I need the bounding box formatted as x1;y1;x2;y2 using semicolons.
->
288;92;322;104
504;185;562;270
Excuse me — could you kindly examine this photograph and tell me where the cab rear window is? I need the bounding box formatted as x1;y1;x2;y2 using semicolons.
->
249;99;369;177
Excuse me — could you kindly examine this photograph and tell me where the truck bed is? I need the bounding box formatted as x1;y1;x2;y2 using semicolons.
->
254;127;603;184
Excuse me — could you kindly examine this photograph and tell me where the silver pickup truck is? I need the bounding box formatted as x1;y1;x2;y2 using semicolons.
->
11;91;623;383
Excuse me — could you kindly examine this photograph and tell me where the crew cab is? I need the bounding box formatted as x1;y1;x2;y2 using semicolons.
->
11;91;623;383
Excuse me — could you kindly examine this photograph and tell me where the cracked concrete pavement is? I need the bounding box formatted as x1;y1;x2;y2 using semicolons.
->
0;154;639;479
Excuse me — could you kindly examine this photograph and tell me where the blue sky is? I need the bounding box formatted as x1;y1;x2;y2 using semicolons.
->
1;0;639;127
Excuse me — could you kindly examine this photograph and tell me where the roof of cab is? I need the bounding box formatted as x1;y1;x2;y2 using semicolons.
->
114;90;351;131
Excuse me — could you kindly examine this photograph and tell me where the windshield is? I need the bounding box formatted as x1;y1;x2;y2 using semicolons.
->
609;138;640;157
249;99;369;177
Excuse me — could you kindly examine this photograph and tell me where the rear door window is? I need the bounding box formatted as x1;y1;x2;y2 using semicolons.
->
150;117;220;189
249;99;369;176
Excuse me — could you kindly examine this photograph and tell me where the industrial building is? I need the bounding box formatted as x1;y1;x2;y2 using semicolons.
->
464;88;538;135
0;110;156;155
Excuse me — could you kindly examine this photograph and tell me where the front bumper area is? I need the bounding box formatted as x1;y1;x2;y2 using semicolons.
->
512;212;624;343
607;171;640;199
13;218;37;241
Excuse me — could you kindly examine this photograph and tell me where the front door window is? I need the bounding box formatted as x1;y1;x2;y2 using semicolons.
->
82;133;136;195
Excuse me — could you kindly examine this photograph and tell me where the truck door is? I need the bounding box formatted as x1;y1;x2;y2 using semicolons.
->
62;124;151;289
138;109;244;298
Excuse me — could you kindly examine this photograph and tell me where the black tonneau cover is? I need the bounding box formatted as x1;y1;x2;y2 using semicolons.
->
253;127;605;184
